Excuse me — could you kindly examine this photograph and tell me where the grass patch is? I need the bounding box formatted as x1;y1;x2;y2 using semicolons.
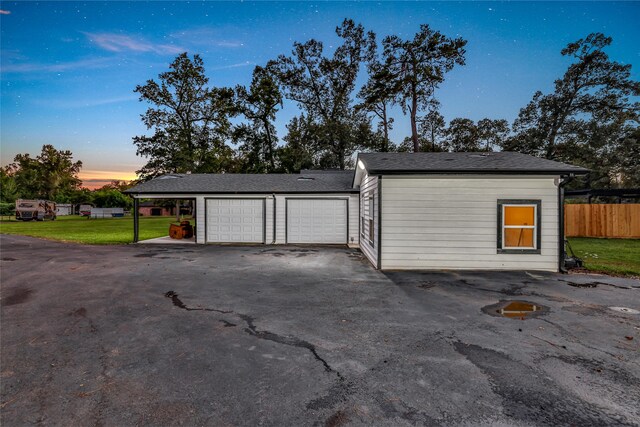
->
0;215;188;245
567;237;640;277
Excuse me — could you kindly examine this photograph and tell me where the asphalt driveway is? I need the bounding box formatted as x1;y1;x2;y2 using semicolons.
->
1;235;639;426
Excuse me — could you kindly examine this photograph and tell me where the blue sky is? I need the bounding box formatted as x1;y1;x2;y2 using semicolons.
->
1;1;638;187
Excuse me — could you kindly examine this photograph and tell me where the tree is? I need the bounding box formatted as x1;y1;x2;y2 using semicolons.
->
418;100;447;152
38;145;83;199
0;168;19;203
92;188;133;210
441;118;510;152
133;53;237;180
268;19;376;169
58;187;93;205
381;25;467;152
6;154;40;199
443;118;480;152
357;59;398;152
234;66;283;172
477;118;510;152
276;115;320;173
89;180;135;210
613;127;640;187
5;145;82;201
504;33;640;176
97;180;137;192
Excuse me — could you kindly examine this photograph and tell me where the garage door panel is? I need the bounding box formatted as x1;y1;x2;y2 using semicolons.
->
206;199;264;243
287;199;347;244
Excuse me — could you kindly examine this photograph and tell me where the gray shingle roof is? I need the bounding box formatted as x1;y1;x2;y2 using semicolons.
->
125;172;357;195
357;152;589;175
126;152;588;195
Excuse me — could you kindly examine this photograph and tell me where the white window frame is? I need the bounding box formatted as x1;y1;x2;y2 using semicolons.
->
359;190;375;246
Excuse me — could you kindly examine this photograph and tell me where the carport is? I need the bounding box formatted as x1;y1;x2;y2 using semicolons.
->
131;195;197;244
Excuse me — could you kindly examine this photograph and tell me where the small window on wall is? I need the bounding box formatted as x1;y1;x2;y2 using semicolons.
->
497;200;541;254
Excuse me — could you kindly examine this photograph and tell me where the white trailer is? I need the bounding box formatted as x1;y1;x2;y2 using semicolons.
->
56;204;73;216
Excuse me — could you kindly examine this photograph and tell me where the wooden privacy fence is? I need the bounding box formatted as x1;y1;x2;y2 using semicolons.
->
565;204;640;238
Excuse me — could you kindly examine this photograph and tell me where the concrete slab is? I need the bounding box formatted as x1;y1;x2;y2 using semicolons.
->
1;235;639;426
137;235;195;244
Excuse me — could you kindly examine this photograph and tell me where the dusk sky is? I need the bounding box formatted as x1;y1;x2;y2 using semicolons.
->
1;1;638;188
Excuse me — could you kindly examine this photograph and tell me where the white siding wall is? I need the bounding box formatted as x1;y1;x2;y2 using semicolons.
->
380;175;559;271
358;174;379;267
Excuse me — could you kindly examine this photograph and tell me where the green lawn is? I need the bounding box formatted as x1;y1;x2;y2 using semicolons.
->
567;237;640;277
0;215;186;244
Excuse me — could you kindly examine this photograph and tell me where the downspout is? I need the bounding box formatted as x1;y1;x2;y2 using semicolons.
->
271;193;276;244
377;176;383;270
558;174;574;273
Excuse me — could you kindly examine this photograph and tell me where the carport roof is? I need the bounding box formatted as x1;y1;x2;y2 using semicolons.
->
357;152;589;175
124;171;357;195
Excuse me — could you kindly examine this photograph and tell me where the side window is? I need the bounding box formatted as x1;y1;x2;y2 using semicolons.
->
497;200;541;254
360;190;375;247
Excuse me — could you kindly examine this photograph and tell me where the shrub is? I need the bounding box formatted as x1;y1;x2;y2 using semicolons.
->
0;202;15;216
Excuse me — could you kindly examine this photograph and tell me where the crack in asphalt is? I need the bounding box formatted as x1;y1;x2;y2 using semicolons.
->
237;314;342;378
560;279;639;290
163;291;341;378
164;291;233;314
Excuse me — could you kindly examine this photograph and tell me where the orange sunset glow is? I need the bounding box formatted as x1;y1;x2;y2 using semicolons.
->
79;170;139;190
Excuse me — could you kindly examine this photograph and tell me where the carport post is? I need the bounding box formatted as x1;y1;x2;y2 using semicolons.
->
133;197;139;243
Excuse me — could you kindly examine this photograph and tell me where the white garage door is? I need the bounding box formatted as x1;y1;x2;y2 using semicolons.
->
287;199;347;244
206;199;264;243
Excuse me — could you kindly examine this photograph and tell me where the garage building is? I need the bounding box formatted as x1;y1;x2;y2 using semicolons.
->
126;152;587;271
126;170;359;246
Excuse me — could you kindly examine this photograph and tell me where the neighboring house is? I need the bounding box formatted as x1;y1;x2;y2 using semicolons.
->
138;201;173;217
125;152;587;271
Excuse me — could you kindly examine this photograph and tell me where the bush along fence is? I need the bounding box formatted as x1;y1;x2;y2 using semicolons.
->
565;204;640;238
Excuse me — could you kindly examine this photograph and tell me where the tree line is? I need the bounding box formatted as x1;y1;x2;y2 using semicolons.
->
0;144;132;214
2;20;638;207
133;21;639;188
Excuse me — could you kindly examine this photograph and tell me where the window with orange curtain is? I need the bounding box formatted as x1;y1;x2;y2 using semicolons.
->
498;200;540;252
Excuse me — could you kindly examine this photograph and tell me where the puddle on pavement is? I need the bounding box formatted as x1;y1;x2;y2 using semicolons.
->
482;300;548;319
